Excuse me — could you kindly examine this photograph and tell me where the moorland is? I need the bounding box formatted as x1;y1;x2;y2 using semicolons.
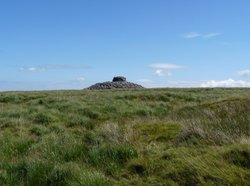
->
0;88;249;185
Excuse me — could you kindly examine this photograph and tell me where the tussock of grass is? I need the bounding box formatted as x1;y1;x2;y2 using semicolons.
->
176;98;250;145
30;126;48;136
88;145;138;175
34;112;56;125
223;145;250;169
0;88;250;185
70;171;107;186
98;123;138;145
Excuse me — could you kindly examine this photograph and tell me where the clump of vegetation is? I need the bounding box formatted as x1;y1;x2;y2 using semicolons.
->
223;145;250;169
34;112;56;125
0;88;249;185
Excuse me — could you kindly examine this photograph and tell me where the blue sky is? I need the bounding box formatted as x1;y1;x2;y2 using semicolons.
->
1;0;250;91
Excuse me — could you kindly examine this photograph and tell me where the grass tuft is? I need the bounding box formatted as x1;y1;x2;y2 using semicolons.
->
223;145;250;169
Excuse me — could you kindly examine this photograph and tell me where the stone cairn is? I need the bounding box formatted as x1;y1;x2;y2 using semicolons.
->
87;76;144;90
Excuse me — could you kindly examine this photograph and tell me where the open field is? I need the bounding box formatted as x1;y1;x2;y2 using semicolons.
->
0;88;249;185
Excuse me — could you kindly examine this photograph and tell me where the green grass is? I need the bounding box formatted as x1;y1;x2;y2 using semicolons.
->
0;88;250;185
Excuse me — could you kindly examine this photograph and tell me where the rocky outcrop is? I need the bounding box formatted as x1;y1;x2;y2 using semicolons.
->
112;76;126;82
87;76;144;90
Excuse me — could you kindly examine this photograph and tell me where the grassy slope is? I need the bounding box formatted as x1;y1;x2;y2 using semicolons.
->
0;88;249;186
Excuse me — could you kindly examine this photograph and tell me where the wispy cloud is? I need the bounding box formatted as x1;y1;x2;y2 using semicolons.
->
167;80;201;87
182;32;221;39
200;78;250;87
136;79;202;88
149;63;183;69
76;77;85;81
137;79;153;83
239;70;250;77
202;32;221;38
149;63;183;77
182;32;201;39
19;64;90;72
19;66;47;72
136;79;155;88
47;64;90;70
136;79;250;88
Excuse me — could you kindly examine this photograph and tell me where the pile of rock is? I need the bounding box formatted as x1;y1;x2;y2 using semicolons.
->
87;76;144;90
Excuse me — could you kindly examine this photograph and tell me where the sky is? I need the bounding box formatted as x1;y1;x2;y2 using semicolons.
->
1;0;250;91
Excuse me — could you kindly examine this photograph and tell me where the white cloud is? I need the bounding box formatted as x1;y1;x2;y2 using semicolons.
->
149;63;183;69
200;79;250;87
182;32;221;39
182;32;201;39
140;79;250;88
27;67;37;71
149;63;183;78
19;66;46;72
239;70;250;77
77;77;85;81
155;69;164;77
154;69;171;77
203;32;221;38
